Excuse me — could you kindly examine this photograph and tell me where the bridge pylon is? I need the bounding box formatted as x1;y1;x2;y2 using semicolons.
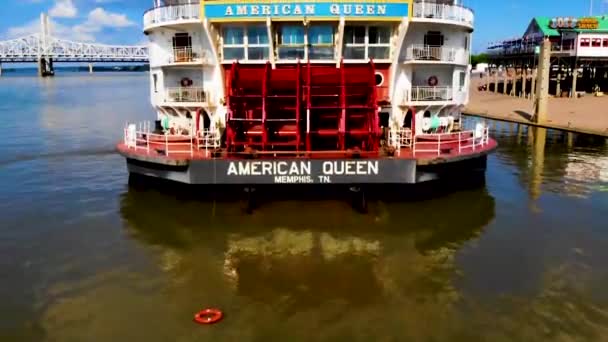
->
38;13;54;77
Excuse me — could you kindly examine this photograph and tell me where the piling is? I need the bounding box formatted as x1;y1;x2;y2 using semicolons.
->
0;62;2;77
531;68;537;101
89;63;93;74
535;38;551;123
571;67;578;98
521;70;528;99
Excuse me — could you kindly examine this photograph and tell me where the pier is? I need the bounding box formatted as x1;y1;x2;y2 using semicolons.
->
470;15;608;137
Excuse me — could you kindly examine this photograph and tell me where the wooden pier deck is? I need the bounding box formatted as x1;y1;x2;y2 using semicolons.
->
465;78;608;137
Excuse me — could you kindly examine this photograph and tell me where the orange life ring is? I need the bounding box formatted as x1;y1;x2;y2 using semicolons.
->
428;76;438;87
193;308;223;325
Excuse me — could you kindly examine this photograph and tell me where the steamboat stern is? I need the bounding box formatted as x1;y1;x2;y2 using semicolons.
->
118;0;496;186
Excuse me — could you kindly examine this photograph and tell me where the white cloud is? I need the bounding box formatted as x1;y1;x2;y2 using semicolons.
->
6;18;94;42
49;0;77;18
70;8;136;41
4;8;134;43
86;8;134;28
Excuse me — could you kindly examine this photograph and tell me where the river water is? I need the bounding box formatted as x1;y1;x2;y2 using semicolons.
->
1;73;608;341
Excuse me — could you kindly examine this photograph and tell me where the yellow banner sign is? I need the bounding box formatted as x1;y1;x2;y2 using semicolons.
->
578;17;599;30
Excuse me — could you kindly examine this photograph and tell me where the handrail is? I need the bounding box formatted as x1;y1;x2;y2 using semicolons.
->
412;1;474;25
407;86;453;102
124;122;221;157
405;45;467;64
412;126;490;156
165;87;210;103
143;3;200;29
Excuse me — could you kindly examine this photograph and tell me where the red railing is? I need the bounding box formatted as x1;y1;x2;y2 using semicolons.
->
412;124;490;156
123;122;220;157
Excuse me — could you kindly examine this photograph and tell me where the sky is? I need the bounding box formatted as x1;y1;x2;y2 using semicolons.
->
0;0;607;52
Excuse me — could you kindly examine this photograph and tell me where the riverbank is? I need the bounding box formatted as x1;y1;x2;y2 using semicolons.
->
465;78;608;137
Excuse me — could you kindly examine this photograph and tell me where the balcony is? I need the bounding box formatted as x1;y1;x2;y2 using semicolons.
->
406;86;453;103
412;1;474;27
171;47;213;65
143;2;200;31
165;87;211;104
404;45;468;64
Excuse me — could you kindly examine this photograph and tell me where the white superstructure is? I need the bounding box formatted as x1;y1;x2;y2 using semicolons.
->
143;0;473;140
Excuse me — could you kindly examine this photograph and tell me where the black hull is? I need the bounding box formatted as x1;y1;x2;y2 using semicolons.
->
124;155;488;186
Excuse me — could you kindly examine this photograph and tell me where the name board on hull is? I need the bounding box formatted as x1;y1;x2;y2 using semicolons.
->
187;159;417;184
201;1;410;21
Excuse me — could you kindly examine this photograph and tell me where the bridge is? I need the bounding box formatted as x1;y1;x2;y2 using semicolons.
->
0;13;149;76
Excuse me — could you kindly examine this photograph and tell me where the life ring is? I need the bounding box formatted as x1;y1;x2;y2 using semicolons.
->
181;77;193;87
193;308;223;325
428;76;438;87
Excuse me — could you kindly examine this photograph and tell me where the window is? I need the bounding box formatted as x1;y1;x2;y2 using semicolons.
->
173;33;193;62
277;25;305;59
308;25;334;60
172;33;192;48
580;38;590;47
223;26;245;60
368;26;390;59
592;38;602;47
424;31;444;47
459;71;466;91
247;25;269;60
604;39;608;47
343;25;391;60
464;35;469;50
153;74;158;93
222;25;269;61
343;26;366;59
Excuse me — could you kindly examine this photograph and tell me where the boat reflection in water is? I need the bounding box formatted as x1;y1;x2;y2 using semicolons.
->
115;179;496;339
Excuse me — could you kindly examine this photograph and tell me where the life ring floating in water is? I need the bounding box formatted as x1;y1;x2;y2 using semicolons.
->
428;75;438;87
194;308;223;325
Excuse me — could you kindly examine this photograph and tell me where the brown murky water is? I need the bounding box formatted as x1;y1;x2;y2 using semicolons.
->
1;73;608;341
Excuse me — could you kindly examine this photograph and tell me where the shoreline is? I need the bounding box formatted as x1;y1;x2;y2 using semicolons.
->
465;79;608;138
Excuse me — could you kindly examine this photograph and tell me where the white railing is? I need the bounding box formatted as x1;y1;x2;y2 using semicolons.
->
407;86;453;102
412;124;490;156
143;3;200;29
171;47;212;64
405;45;464;63
166;87;210;103
413;1;474;26
123;122;220;157
389;128;412;152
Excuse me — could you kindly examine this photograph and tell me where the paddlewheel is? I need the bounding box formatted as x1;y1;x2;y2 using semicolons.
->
225;61;380;155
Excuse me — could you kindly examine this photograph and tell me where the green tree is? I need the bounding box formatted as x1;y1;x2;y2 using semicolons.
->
471;53;489;66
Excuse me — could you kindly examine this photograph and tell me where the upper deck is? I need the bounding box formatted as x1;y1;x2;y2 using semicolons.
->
143;0;474;32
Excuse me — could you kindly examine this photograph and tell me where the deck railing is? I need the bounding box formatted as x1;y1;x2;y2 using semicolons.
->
172;47;213;64
405;45;463;63
412;124;490;156
413;1;474;26
408;86;453;102
165;87;210;103
143;2;200;29
124;122;220;157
